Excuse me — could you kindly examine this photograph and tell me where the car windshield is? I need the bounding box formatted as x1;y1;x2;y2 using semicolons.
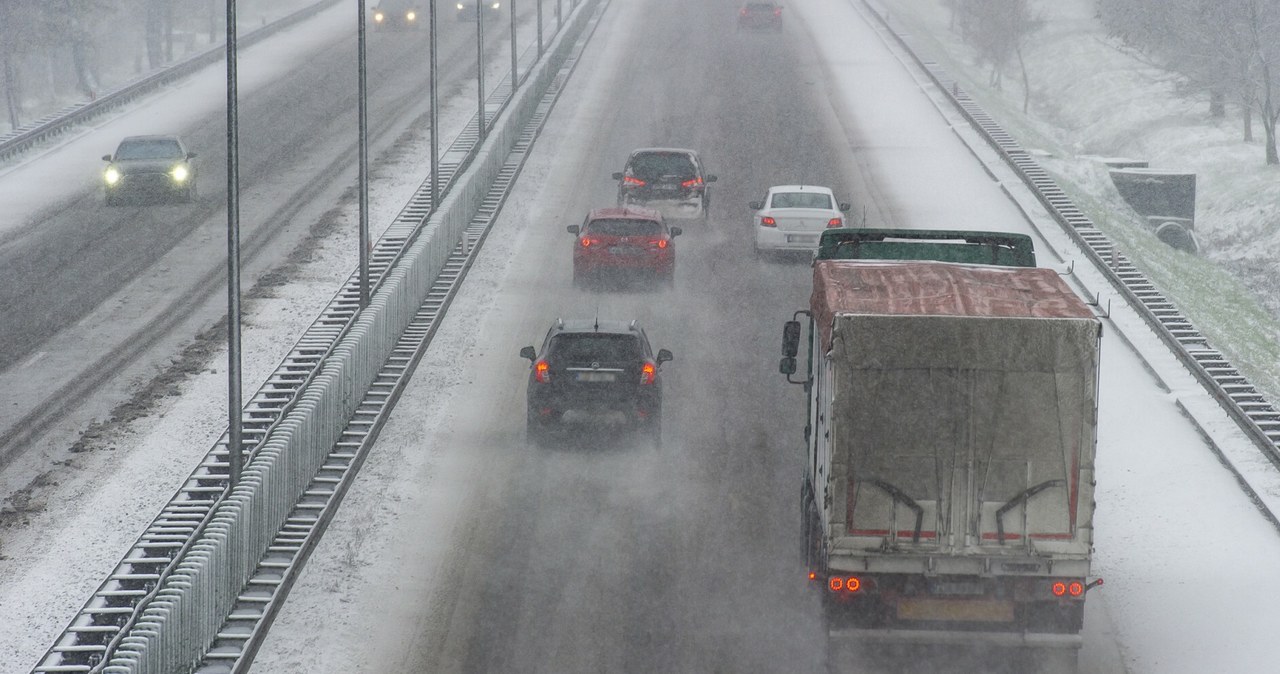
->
586;219;662;236
771;192;832;209
628;152;695;178
115;139;183;160
549;334;641;362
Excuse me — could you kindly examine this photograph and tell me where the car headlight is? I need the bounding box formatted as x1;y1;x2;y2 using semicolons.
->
457;3;464;9
406;11;416;21
170;164;190;183
492;2;500;8
374;11;385;21
103;166;121;185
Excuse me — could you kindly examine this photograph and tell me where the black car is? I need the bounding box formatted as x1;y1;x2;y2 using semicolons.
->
520;318;673;446
373;0;423;29
101;135;197;205
612;148;716;221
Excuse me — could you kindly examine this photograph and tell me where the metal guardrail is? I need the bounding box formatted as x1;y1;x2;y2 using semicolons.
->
0;0;343;164
32;1;601;672
856;1;1280;466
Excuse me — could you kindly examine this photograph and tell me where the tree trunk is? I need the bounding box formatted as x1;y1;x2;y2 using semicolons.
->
145;0;163;68
1017;45;1031;113
1243;104;1253;142
1210;89;1225;117
3;53;20;130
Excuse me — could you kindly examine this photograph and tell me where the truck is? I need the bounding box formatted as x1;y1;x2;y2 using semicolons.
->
781;229;1102;667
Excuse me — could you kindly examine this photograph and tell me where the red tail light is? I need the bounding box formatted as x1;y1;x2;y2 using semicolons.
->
681;177;704;188
1068;581;1084;597
623;175;646;186
760;216;777;227
534;360;551;383
650;238;668;249
827;576;862;592
827;218;843;228
740;8;748;15
640;362;656;385
580;237;598;248
1052;582;1066;596
774;8;781;16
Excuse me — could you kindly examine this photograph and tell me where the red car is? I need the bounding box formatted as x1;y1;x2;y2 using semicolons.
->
738;2;782;32
567;207;682;287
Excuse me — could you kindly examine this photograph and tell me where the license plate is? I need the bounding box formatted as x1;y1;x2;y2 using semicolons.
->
786;234;817;244
896;598;1014;623
929;580;986;596
608;246;644;256
575;372;617;383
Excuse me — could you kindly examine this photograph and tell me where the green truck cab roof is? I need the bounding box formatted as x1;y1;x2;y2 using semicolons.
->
816;228;1036;267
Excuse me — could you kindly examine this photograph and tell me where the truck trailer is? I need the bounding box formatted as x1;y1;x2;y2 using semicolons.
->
781;229;1102;666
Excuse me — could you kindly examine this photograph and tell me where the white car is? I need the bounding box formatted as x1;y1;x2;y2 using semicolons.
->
752;185;851;256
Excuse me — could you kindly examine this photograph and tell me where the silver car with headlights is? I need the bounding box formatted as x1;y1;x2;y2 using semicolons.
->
101;135;197;205
456;0;501;21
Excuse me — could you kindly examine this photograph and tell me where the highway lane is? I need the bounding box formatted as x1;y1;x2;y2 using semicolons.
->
252;0;1280;673
0;2;546;467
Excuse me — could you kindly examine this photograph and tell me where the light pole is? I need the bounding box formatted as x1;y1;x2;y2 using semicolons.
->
225;0;243;486
430;0;440;208
476;2;486;142
357;0;370;308
510;0;518;88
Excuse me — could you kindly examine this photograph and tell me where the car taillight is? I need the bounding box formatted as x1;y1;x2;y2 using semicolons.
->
640;362;656;385
740;8;748;15
760;216;777;227
774;8;782;16
681;177;704;188
827;218;843;228
623;175;646;186
580;237;599;248
534;361;551;383
650;239;668;249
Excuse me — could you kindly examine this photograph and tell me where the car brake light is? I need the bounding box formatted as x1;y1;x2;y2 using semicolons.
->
827;218;843;228
774;8;782;16
623;175;646;186
640;362;656;384
760;216;777;227
581;237;598;248
681;177;703;188
535;361;550;383
650;239;668;249
740;8;748;15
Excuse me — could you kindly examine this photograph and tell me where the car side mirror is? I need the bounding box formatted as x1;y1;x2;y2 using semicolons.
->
670;226;682;237
779;357;797;375
749;201;762;210
519;346;537;362
706;175;718;183
611;172;623;180
567;225;580;235
656;348;673;364
839;202;851;212
102;154;113;161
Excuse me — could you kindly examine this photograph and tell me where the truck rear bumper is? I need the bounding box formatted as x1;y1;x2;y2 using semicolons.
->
829;626;1082;649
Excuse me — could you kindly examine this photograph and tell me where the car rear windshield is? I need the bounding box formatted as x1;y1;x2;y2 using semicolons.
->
586;219;662;236
550;334;642;362
771;192;832;209
115;139;183;160
746;3;777;10
628;152;696;179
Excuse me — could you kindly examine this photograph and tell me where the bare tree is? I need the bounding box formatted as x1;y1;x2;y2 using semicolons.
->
953;0;1044;112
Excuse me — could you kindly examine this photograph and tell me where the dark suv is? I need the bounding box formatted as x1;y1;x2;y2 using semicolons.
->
520;318;673;446
101;135;197;205
612;148;716;221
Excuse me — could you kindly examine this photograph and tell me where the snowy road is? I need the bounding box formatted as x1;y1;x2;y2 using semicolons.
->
4;0;1280;672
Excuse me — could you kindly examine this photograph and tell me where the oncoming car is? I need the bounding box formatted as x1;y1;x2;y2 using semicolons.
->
567;207;682;288
373;0;423;29
101;135;197;205
520;318;673;446
456;0;501;21
738;2;783;32
612;148;716;222
751;185;851;256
